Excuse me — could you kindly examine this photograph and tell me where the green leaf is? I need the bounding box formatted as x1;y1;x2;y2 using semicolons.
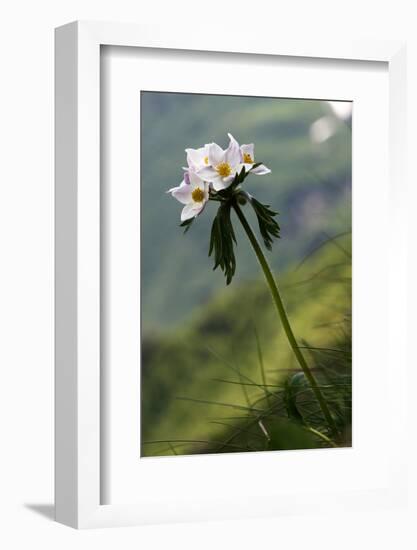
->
237;165;246;184
208;202;237;285
180;217;195;234
248;196;280;250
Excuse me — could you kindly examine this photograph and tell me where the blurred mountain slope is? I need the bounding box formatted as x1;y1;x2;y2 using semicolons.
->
141;234;352;455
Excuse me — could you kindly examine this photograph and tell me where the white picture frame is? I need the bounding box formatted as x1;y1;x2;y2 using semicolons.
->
55;20;407;529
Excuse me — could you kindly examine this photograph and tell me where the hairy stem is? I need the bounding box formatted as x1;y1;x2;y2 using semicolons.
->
232;200;340;442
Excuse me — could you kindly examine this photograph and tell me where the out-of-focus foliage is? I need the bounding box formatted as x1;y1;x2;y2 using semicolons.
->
141;234;352;456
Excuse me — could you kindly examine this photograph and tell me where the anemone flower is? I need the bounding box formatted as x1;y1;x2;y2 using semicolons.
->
197;134;242;191
168;171;209;221
239;140;271;175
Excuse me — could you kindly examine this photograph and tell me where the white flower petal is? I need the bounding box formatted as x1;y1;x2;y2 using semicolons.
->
203;182;210;201
241;143;255;161
197;166;218;182
181;202;203;221
181;203;197;221
227;133;238;143
250;163;271;175
212;176;228;191
208;142;225;166
222;175;235;187
188;170;206;188
225;133;242;167
185;146;206;168
168;181;192;204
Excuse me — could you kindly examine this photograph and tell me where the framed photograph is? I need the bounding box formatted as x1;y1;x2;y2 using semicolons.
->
55;21;407;528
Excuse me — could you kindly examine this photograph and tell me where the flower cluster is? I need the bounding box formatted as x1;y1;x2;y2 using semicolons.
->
167;133;279;285
168;133;271;222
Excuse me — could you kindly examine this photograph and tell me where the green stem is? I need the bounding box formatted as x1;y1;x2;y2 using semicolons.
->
232;200;340;442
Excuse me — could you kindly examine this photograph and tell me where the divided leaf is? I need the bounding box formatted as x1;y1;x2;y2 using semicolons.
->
208;202;237;285
248;196;280;250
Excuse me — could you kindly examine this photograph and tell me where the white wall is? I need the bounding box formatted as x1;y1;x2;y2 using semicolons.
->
0;1;416;547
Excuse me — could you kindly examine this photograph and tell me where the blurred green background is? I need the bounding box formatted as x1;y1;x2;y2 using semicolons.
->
140;92;352;456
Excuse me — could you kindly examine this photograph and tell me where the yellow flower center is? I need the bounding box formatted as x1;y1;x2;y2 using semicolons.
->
204;156;209;165
243;153;253;163
191;187;205;203
216;162;232;178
